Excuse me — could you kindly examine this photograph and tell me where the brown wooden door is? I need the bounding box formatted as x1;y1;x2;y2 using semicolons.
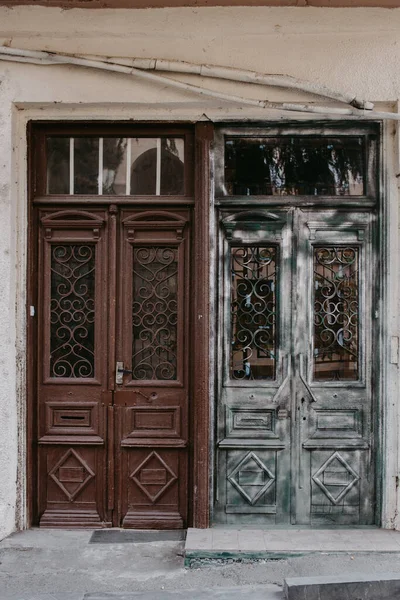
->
113;209;190;528
35;205;191;529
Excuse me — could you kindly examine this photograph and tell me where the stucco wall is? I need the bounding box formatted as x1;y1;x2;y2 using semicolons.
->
1;6;400;101
0;5;400;540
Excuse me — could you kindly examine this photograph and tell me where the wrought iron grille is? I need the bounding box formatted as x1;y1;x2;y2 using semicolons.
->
230;246;277;380
132;246;178;380
313;246;359;381
50;244;95;378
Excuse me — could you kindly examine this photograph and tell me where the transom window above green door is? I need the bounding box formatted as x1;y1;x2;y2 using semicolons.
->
214;125;378;203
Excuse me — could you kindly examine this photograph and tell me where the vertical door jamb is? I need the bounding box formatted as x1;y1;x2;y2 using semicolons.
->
107;204;118;525
26;121;38;527
192;122;213;528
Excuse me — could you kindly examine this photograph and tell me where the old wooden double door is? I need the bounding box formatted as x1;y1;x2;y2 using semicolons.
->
35;204;191;528
32;124;379;529
215;206;377;525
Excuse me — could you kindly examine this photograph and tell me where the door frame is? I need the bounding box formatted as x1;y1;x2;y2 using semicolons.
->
20;114;395;530
26;121;212;528
211;121;384;526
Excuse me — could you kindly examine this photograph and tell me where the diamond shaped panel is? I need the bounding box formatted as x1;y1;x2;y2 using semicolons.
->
49;448;95;502
130;451;177;503
312;451;360;505
228;451;275;505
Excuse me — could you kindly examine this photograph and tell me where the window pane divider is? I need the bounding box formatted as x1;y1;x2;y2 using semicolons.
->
156;138;161;196
126;138;131;196
69;137;74;195
98;138;103;195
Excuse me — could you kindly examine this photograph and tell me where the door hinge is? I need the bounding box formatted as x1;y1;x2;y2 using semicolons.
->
30;306;35;317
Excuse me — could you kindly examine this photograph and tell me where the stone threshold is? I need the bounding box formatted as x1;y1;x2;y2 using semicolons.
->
185;527;400;566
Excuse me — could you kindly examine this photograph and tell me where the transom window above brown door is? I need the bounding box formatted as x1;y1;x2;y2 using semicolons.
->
32;124;194;203
46;137;186;196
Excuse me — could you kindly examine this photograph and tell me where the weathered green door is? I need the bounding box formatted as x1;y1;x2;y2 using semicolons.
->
215;205;377;525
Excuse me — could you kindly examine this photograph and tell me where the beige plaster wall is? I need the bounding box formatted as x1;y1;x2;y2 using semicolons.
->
1;6;400;102
0;5;400;540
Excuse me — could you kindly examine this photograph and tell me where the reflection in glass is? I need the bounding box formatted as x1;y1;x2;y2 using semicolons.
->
161;138;185;195
103;138;127;195
130;138;158;195
313;246;359;381
74;138;99;194
132;246;178;380
46;136;185;196
225;137;365;196
46;137;70;194
130;138;185;195
230;246;277;380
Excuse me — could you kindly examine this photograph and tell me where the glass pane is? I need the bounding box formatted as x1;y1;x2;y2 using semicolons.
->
50;245;95;378
46;136;185;196
313;246;359;381
74;137;99;194
230;246;277;380
132;247;178;380
225;137;364;196
130;138;158;195
103;137;127;195
161;138;185;195
46;137;70;194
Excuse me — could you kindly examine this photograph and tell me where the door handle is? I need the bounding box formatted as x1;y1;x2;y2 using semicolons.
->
115;361;132;385
277;407;291;419
299;354;317;403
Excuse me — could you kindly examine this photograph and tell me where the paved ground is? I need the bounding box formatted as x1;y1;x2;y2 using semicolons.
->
186;526;400;555
2;529;400;600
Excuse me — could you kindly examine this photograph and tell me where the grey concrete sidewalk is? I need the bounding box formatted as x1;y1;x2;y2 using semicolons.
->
2;529;400;600
185;526;400;562
1;588;282;600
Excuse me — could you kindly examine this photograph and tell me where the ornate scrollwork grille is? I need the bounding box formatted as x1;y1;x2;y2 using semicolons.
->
230;246;277;380
50;245;95;378
132;247;178;380
313;246;359;381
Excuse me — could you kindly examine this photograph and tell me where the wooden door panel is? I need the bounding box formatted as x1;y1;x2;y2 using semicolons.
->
119;446;187;528
37;209;109;527
219;447;290;524
114;209;191;528
309;449;365;526
39;446;107;527
295;210;375;525
215;210;292;524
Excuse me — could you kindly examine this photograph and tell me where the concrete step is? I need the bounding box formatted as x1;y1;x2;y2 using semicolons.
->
284;573;400;600
84;587;282;600
185;527;400;565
